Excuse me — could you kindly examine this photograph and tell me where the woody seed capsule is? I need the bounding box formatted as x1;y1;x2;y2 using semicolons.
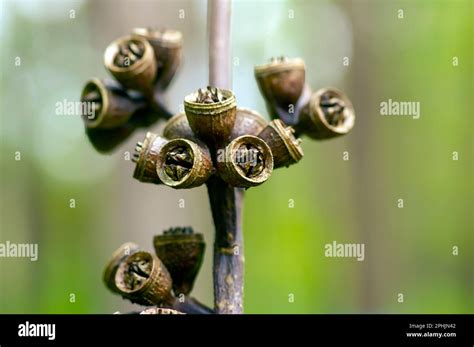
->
156;138;213;189
230;108;268;139
153;227;205;296
132;132;169;184
296;87;355;139
140;308;184;314
115;251;173;306
103;242;140;294
104;35;156;96
132;28;183;90
217;135;273;188
255;57;306;121
184;86;237;147
80;78;145;129
162;112;198;141
258;119;303;168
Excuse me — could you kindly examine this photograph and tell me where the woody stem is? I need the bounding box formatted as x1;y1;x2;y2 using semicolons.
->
207;0;244;314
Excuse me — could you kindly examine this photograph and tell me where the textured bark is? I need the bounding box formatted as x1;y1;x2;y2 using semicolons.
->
207;177;244;313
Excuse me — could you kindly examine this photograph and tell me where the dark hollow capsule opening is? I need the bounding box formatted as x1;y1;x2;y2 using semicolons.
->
123;256;152;291
164;145;194;181
114;39;145;68
320;91;347;127
194;86;228;103
234;144;265;178
81;83;102;122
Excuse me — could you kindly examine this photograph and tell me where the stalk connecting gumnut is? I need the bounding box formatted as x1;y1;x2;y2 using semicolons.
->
103;242;140;294
255;57;306;120
156;138;213;189
80;79;144;129
296;87;355;139
132;132;168;184
85;126;135;153
258;119;303;168
184;86;237;147
230;108;268;139
104;35;156;96
217;135;273;188
132;28;183;90
153;227;205;296
115;251;173;306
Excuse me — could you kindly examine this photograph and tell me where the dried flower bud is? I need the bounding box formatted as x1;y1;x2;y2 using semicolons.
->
297;87;355;139
258;119;303;168
217;135;273;188
153;227;205;296
80;79;144;129
140;307;184;314
104;35;156;95
184;87;237;147
103;242;140;294
156;138;213;189
162;113;197;141
255;57;305;118
115;251;173;306
132;28;183;90
132;132;168;184
230;108;268;139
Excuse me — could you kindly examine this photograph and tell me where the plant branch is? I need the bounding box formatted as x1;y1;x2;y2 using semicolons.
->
208;0;232;89
207;177;244;314
207;0;244;314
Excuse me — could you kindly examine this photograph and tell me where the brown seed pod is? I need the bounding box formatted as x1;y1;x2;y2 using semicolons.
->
184;87;237;147
296;87;355;139
115;251;173;306
162;113;197;141
132;28;183;90
255;57;305;114
104;35;156;95
80;78;144;129
258;119;303;168
230;108;268;139
153;227;205;296
156;138;213;189
140;307;184;314
132;132;168;184
217;135;273;188
103;242;140;294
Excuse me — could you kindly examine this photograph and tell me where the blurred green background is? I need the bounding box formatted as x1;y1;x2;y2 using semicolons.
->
0;0;472;313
